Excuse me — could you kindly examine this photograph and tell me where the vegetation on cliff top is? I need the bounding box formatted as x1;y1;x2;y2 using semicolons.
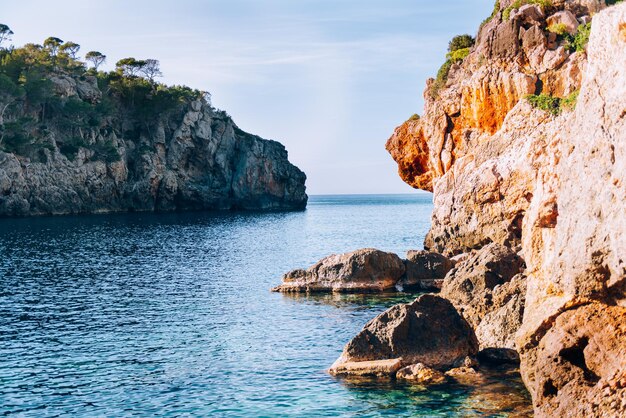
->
0;23;209;162
430;34;475;99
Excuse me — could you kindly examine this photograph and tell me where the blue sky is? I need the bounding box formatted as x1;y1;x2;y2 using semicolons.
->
3;0;491;194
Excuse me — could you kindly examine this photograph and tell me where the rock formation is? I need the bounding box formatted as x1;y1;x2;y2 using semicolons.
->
272;249;406;293
385;1;626;416
0;62;306;216
329;294;478;373
272;248;454;293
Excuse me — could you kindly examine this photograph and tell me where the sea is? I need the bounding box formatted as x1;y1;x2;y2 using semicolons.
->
0;194;532;417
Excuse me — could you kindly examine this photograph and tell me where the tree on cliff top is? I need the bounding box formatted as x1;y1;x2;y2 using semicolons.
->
43;37;63;57
0;24;13;49
116;57;146;77
139;59;162;82
85;51;106;70
59;42;80;59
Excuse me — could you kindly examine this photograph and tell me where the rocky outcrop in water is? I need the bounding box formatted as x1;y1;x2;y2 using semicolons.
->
272;249;406;293
273;248;454;293
329;294;478;373
386;1;626;416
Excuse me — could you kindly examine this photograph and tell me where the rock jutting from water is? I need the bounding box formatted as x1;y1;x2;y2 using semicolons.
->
328;294;478;374
272;248;455;293
384;1;626;416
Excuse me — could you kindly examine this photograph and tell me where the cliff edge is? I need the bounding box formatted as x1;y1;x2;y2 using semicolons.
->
387;0;626;416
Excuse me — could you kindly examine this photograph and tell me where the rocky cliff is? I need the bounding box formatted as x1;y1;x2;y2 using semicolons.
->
0;46;306;216
387;0;626;416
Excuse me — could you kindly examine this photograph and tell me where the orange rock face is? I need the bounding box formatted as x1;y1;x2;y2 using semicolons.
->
385;119;433;191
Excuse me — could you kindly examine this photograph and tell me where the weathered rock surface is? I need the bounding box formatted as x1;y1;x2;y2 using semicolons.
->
474;274;526;351
385;1;626;416
272;248;405;293
387;0;591;255
440;244;525;329
521;304;626;417
399;250;455;290
396;363;447;385
330;294;478;370
0;79;306;216
517;5;626;416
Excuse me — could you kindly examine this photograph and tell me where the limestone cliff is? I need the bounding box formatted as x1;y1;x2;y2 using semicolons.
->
0;54;306;216
387;0;626;416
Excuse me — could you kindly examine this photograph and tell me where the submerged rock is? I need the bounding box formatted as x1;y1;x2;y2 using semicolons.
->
330;294;478;371
329;358;403;378
272;248;406;293
396;363;447;385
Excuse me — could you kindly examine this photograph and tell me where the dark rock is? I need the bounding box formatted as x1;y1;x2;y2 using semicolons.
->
272;248;405;293
330;294;478;371
399;250;455;291
478;348;520;364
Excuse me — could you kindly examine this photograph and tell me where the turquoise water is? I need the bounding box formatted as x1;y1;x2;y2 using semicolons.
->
0;194;531;416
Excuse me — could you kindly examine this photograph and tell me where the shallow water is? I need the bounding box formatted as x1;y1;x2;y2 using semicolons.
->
0;194;531;416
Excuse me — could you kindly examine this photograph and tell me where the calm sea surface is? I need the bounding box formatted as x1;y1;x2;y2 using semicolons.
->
0;194;531;417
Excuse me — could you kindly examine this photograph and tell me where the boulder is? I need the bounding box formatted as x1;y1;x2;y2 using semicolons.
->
547;10;580;35
399;250;455;290
330;294;478;371
440;243;525;329
396;363;447;385
272;248;405;293
329;358;403;377
511;4;545;24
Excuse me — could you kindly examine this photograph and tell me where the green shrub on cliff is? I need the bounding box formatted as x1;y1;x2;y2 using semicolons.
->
448;35;474;52
430;60;453;99
447;47;471;63
564;22;591;52
430;35;475;99
526;90;580;115
547;23;569;36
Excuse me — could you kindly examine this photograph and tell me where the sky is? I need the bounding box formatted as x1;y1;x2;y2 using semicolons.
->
3;0;492;195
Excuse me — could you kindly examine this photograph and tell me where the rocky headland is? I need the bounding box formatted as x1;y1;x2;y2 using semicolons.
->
0;37;307;216
276;1;626;416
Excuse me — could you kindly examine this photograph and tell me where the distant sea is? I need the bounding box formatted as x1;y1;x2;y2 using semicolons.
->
0;194;531;416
